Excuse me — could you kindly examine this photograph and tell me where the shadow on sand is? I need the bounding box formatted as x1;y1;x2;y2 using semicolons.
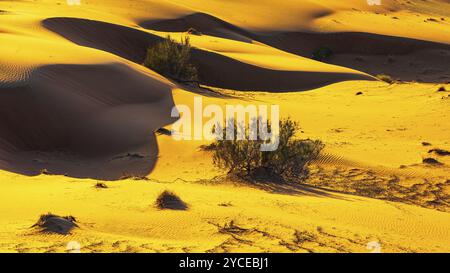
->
0;63;177;180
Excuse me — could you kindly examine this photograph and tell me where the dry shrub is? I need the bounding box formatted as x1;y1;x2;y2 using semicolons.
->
205;118;324;182
156;190;188;210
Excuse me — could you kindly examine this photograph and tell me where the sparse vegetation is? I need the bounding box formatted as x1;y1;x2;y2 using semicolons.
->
425;18;438;22
143;36;198;83
376;74;396;84
428;149;450;156
156;190;188;210
437;86;446;92
119;173;149;180
40;168;52;175
95;182;108;189
312;46;333;61
218;201;233;207
187;27;202;36
217;220;249;235
423;158;441;165
204;118;324;182
32;213;78;235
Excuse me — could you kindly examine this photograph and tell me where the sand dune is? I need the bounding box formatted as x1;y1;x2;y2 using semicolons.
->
0;0;449;253
0;61;176;180
141;12;450;83
44;17;373;91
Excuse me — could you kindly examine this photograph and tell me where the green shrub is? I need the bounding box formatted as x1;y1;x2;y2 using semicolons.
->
312;46;333;61
205;118;324;182
143;36;198;82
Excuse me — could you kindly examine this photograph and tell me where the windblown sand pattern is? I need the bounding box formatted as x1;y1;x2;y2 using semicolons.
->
0;0;449;253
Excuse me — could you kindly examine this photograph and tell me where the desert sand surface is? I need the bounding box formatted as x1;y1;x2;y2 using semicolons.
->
0;0;449;253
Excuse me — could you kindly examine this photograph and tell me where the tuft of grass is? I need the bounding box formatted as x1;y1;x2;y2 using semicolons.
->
425;18;438;22
187;27;202;36
143;35;198;83
32;213;78;235
428;149;450;156
156;191;188;210
218;220;249;235
218;201;233;207
119;173;149;180
422;158;441;165
95;182;108;189
437;86;447;92
376;74;396;84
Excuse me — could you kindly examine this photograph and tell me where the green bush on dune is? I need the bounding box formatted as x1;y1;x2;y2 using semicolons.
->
204;118;324;182
143;35;198;83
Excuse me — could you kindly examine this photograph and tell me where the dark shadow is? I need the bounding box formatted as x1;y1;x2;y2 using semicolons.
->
189;49;373;92
0;63;176;180
42;17;374;92
226;173;347;200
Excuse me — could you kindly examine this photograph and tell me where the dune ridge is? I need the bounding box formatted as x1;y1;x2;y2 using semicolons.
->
43;17;373;92
140;12;450;83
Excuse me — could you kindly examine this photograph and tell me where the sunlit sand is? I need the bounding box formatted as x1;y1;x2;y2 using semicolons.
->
0;0;449;253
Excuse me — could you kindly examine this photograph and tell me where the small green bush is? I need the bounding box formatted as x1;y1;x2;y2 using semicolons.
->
143;36;198;82
312;46;333;61
205;118;324;182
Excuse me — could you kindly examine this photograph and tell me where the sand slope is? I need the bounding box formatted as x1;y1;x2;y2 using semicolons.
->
0;170;449;253
43;17;373;91
0;33;176;179
0;0;449;253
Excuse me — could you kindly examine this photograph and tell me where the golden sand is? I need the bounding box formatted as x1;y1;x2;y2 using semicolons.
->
0;0;449;252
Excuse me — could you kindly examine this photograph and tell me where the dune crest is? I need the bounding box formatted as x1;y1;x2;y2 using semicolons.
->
141;12;450;83
43;17;373;92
